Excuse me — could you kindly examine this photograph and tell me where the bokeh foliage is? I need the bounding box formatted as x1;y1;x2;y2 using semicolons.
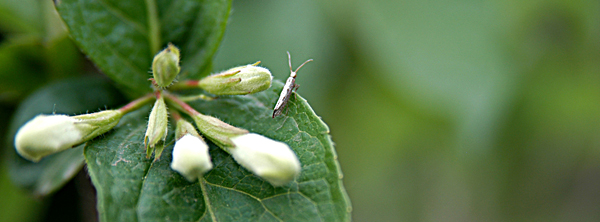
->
212;0;600;221
0;0;85;221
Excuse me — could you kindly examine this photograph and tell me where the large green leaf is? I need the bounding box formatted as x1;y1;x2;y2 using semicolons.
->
55;0;231;97
5;77;126;196
85;81;352;221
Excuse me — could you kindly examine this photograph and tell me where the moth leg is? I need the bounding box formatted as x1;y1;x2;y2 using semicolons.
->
292;83;300;100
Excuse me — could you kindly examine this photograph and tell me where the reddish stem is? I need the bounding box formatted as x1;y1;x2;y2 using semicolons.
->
185;80;200;86
119;93;155;114
169;80;200;90
170;108;183;121
164;93;200;116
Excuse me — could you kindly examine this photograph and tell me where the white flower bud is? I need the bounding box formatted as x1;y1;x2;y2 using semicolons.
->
230;133;301;186
171;134;213;182
15;115;80;162
14;110;123;162
175;118;200;139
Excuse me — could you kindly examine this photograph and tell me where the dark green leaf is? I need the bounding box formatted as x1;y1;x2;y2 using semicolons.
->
55;0;232;97
0;36;84;105
86;81;352;221
5;77;126;197
0;38;47;104
159;0;232;80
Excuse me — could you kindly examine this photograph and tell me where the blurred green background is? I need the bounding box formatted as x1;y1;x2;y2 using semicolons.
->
2;0;600;221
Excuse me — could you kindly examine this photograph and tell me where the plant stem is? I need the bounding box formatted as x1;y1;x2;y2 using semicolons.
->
169;80;200;91
119;93;155;114
170;108;183;121
177;94;215;102
163;93;200;116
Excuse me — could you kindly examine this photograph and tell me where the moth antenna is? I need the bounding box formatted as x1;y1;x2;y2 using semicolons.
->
287;51;293;73
295;59;313;73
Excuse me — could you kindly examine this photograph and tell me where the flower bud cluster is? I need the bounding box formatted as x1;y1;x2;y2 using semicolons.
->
13;43;301;187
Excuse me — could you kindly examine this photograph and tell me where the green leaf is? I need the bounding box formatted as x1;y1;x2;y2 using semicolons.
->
5;77;126;197
0;35;83;104
160;0;232;80
85;81;352;221
0;0;42;35
0;38;47;104
55;0;232;97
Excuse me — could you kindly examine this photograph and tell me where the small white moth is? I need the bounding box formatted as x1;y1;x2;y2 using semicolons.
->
272;52;313;118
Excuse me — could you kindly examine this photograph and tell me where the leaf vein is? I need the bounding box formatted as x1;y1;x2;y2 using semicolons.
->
133;160;153;220
97;0;147;35
296;191;324;221
199;178;217;222
203;181;286;221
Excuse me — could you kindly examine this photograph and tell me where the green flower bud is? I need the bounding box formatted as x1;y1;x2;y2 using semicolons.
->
198;62;272;95
152;43;181;88
191;113;248;149
230;133;301;186
175;118;200;139
14;110;123;162
145;95;168;158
